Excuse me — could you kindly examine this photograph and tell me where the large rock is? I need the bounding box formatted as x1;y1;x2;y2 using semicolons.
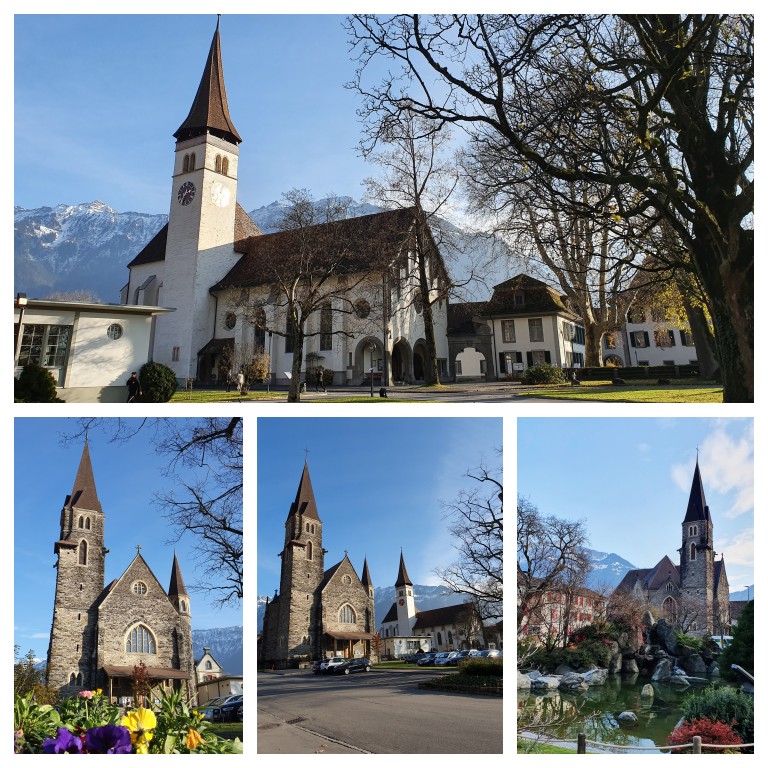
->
518;671;532;690
670;675;691;689
608;652;623;674
622;658;639;674
583;668;608;686
617;711;639;726
707;662;720;677
654;619;680;656
555;663;579;676
683;654;708;675
640;684;654;699
651;658;673;682
559;673;588;693
530;675;561;691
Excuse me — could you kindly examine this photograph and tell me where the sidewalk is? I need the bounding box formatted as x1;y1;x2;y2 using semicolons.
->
257;711;369;754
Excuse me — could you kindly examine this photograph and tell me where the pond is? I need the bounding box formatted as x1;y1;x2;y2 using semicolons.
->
518;675;728;752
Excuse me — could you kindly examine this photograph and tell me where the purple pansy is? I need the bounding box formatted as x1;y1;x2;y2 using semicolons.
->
84;724;133;754
42;728;83;754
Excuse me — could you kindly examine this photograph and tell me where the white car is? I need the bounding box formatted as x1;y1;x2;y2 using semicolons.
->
319;657;348;674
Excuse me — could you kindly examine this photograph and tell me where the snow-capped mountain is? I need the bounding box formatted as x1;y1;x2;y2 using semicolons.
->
257;583;465;633
729;585;754;601
583;548;639;591
192;626;243;676
14;198;516;303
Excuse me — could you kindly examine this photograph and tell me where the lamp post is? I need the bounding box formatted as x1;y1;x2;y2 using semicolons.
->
14;293;28;366
267;332;273;393
368;341;377;397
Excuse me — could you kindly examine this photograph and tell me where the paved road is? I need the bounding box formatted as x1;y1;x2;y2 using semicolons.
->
257;669;503;754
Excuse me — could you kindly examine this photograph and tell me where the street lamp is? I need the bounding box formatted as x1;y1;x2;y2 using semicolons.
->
368;340;377;397
14;293;28;366
267;332;273;393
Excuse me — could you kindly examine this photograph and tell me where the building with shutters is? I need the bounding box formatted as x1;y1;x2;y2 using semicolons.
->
45;440;197;704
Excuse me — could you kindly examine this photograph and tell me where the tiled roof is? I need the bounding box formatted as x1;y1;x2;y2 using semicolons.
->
412;603;471;630
381;603;398;624
447;301;488;335
482;273;576;318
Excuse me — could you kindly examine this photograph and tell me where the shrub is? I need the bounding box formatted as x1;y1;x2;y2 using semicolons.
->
522;364;566;385
680;685;753;746
139;362;178;402
675;631;704;651
14;364;63;402
458;658;503;677
719;600;753;682
666;716;743;753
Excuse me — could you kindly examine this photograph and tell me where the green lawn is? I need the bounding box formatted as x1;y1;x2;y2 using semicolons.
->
518;738;576;754
517;382;723;403
206;722;243;741
169;391;427;404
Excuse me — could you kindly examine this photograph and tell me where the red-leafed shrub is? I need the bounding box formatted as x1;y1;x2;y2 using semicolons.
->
667;717;744;753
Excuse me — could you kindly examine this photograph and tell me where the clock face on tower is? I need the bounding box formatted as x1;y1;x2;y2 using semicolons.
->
177;181;196;206
398;599;405;606
211;181;231;208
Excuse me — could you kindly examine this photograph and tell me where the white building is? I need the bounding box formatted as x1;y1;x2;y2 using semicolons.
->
14;297;171;402
121;19;448;387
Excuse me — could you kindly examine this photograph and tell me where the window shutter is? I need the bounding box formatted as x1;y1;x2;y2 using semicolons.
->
668;330;676;346
498;352;505;374
526;351;533;367
544;350;551;364
643;332;650;347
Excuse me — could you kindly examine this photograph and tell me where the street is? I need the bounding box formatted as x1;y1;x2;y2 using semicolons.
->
257;669;503;754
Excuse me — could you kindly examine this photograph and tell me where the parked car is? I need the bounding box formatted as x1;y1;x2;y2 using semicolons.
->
316;657;349;674
217;694;243;722
416;652;438;666
199;694;239;721
433;652;455;666
478;649;502;658
332;657;372;675
451;649;482;665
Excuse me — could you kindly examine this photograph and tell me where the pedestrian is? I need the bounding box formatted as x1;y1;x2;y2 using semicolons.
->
225;368;233;392
126;371;142;402
236;369;245;395
315;367;326;393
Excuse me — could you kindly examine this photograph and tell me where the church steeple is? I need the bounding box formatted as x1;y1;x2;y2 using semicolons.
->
168;552;191;619
361;557;374;599
683;459;711;523
65;440;102;514
394;551;416;634
395;550;412;588
174;17;242;145
287;462;320;522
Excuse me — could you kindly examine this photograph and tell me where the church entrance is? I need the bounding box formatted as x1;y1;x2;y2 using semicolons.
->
324;631;374;660
391;339;413;383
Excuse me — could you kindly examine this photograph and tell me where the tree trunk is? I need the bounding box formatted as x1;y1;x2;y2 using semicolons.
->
681;296;719;380
287;328;305;403
415;216;440;385
583;319;604;368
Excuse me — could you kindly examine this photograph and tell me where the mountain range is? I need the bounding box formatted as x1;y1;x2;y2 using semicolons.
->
191;626;243;676
14;198;515;303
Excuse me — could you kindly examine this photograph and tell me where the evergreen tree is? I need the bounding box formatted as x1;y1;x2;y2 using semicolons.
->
719;600;753;681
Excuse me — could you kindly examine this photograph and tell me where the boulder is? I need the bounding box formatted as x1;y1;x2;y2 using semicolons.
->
683;654;708;675
530;675;561;691
617;711;639;726
654;619;680;656
608;652;623;675
555;663;579;676
559;673;589;693
583;668;608;686
707;662;720;677
622;658;639;674
640;684;654;699
527;670;542;680
670;675;691;689
651;658;673;683
518;671;532;690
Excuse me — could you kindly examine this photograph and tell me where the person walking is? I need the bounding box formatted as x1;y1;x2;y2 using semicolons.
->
126;371;142;402
315;367;326;393
225;368;233;393
236;369;245;395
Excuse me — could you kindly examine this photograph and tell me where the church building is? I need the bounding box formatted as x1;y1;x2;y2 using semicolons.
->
260;463;376;667
122;18;450;387
613;460;731;635
46;441;197;703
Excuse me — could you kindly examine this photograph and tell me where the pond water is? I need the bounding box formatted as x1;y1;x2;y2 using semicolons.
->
518;675;722;752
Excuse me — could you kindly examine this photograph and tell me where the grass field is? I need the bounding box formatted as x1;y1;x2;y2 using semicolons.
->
206;722;243;741
517;738;576;754
517;382;723;403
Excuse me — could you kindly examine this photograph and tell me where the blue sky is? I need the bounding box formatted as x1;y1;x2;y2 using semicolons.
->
14;418;243;660
518;417;754;593
14;13;381;213
257;417;502;598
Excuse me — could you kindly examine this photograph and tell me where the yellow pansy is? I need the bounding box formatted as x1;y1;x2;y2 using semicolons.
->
121;707;157;754
185;728;205;750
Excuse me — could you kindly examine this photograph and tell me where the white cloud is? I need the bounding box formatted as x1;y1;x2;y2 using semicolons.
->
719;527;754;571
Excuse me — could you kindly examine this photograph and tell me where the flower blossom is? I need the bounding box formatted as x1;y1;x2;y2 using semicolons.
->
185;728;205;750
85;724;133;754
42;728;83;754
121;707;157;754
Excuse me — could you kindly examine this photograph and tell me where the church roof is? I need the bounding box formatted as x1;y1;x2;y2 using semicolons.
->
361;558;373;589
481;273;579;319
173;18;242;145
683;460;711;523
211;207;419;291
395;552;413;588
127;204;260;267
412;603;472;630
288;463;319;521
65;441;102;513
168;552;188;597
644;555;681;590
381;602;398;624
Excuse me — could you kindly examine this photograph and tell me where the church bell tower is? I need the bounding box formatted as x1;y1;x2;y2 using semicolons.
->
47;441;108;692
153;17;243;381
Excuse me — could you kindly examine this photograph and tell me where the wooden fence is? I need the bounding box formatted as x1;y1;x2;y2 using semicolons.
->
576;733;754;754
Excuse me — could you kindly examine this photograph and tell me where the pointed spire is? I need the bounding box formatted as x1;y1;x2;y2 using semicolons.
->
174;17;242;145
288;463;320;521
168;552;188;597
683;459;711;523
395;550;412;587
361;557;373;589
67;440;102;513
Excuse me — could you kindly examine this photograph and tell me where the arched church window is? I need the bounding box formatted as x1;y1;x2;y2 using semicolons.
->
437;631;442;645
205;660;212;670
690;542;696;560
662;596;677;622
132;581;148;595
78;516;84;528
310;524;315;534
222;157;229;175
78;540;87;565
180;600;187;613
76;672;83;686
69;672;76;685
126;624;156;654
85;518;91;530
306;541;313;560
215;155;222;173
183;155;189;173
339;604;356;624
666;583;674;592
306;523;310;532
189;153;196;171
448;631;453;645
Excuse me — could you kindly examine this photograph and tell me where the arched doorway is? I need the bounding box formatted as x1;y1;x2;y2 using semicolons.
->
391;339;413;383
662;596;677;624
413;340;428;382
353;336;385;384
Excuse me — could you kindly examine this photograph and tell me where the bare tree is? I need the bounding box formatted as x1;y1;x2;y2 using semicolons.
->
517;498;590;639
347;14;753;401
66;418;242;607
436;457;502;619
364;111;456;383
